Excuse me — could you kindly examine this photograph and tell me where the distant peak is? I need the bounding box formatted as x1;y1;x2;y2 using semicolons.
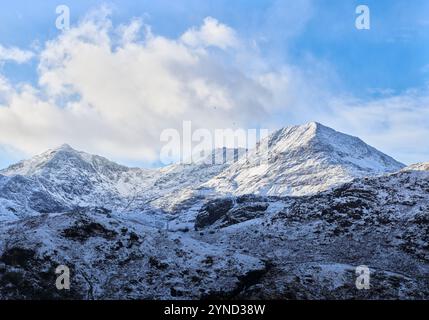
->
304;121;329;131
307;121;320;127
56;144;75;151
274;121;330;140
403;162;429;172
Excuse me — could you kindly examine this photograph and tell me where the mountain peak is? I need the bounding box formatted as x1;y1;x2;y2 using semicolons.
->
56;143;75;152
299;121;346;140
0;144;85;177
266;121;330;152
276;122;404;170
204;122;405;196
0;144;128;178
306;121;323;129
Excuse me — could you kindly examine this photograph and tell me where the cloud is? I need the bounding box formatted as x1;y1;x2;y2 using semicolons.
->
0;45;34;64
0;12;275;162
180;17;238;49
319;90;429;165
0;7;428;166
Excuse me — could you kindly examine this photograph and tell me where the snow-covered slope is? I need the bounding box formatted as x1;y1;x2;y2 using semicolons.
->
203;122;404;196
191;167;429;299
0;162;428;299
0;207;266;299
0;145;247;216
403;162;429;172
0;144;141;217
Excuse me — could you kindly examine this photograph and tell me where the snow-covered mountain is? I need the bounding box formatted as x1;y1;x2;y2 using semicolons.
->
203;122;405;196
0;158;428;299
0;144;139;220
0;144;247;219
1;122;427;300
0;122;404;219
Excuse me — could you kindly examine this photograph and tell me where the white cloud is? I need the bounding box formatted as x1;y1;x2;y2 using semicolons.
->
0;13;273;162
180;17;238;49
0;45;34;64
0;9;428;166
319;91;429;165
116;19;145;45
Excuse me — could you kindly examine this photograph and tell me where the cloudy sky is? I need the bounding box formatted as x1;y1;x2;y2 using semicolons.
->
0;0;428;168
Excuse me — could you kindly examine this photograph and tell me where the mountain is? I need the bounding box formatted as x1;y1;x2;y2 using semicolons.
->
2;122;426;299
0;144;140;220
0;144;246;219
203;122;404;196
0;157;427;299
0;123;404;220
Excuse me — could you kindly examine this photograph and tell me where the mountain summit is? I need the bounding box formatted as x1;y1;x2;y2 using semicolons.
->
0;144;128;178
0;144;133;217
203;122;405;196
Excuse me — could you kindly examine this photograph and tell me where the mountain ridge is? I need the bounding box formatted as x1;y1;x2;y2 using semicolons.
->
0;122;408;218
202;122;405;196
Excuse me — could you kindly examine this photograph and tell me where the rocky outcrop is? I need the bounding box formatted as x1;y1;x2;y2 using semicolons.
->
195;197;270;230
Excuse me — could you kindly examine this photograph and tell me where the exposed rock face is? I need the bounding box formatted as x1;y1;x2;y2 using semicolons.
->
195;198;234;230
0;246;85;300
195;197;269;230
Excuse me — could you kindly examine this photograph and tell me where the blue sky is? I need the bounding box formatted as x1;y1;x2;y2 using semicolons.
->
1;0;427;94
0;0;428;167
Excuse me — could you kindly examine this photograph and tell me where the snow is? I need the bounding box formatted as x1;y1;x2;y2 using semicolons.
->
202;122;404;197
0;123;406;217
403;162;429;172
0;122;427;299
